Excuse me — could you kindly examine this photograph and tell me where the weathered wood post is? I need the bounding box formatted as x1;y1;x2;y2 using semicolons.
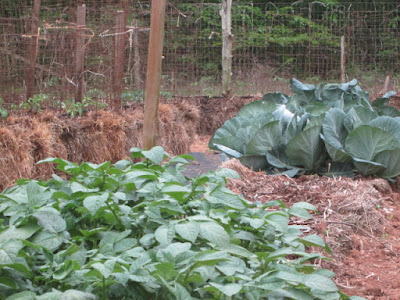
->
26;0;41;100
340;35;346;83
133;19;142;90
75;4;86;103
382;75;391;95
113;10;127;110
142;0;167;150
220;0;233;96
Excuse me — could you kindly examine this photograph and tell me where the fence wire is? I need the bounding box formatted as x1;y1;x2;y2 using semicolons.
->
0;1;399;104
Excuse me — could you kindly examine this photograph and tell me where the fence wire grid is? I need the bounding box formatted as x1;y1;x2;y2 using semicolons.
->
0;1;399;104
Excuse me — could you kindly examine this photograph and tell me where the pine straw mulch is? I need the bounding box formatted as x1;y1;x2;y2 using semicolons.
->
0;103;200;190
221;159;400;299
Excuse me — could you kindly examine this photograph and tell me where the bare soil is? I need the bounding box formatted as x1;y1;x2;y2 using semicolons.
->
190;135;400;300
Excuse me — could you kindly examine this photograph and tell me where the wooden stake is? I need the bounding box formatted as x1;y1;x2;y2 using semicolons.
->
113;10;127;110
75;4;86;103
381;75;391;95
26;0;41;100
220;0;233;96
142;0;167;150
133;19;142;90
340;35;346;83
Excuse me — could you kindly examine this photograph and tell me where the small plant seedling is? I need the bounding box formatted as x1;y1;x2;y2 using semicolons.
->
0;97;8;119
61;97;108;118
21;93;48;113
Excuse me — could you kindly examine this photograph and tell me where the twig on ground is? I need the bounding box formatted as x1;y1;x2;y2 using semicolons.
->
322;219;398;256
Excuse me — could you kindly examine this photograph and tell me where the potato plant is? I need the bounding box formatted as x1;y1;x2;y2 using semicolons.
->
0;147;364;299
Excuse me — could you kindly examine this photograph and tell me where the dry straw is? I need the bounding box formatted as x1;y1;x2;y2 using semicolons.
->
221;158;390;258
0;103;200;190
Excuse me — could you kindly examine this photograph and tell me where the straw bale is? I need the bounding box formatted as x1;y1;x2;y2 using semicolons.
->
29;121;57;179
158;103;198;155
73;111;127;163
196;95;253;134
124;107;144;151
0;101;202;190
0;125;33;189
173;102;201;139
123;103;198;155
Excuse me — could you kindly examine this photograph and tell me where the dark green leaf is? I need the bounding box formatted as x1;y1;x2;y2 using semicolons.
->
286;125;325;170
83;192;109;215
175;221;199;243
345;125;399;160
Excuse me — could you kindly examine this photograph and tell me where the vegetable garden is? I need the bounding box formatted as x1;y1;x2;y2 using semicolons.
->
1;78;400;299
1;1;400;299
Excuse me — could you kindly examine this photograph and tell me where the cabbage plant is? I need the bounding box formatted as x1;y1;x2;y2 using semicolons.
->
209;78;400;178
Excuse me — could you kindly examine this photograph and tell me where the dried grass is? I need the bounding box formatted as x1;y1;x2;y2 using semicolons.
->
221;159;390;258
124;107;144;151
29;121;57;179
72;111;127;163
0;103;200;189
0;126;33;189
194;96;254;134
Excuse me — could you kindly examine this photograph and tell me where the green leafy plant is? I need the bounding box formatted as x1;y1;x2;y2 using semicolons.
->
121;90;145;104
20;94;48;113
121;90;173;106
209;78;400;179
0;147;362;299
87;88;107;100
61;97;108;118
0;97;8;119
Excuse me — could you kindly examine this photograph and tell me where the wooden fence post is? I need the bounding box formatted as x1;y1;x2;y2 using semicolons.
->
75;4;86;103
113;10;127;110
220;0;233;97
341;35;346;83
133;20;142;90
142;0;167;150
26;0;41;100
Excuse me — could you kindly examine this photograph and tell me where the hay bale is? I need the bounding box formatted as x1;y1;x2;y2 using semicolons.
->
29;121;57;179
124;106;144;152
37;111;69;160
173;102;200;139
124;103;199;155
0;124;33;189
72;111;127;163
196;96;253;135
0;102;201;189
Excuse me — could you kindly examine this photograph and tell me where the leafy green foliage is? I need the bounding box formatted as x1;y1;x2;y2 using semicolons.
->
121;90;173;106
20;94;49;113
121;90;145;104
0;147;360;299
0;97;8;119
210;78;400;178
61;97;108;118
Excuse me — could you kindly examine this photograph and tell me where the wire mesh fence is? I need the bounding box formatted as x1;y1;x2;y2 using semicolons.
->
0;1;399;105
